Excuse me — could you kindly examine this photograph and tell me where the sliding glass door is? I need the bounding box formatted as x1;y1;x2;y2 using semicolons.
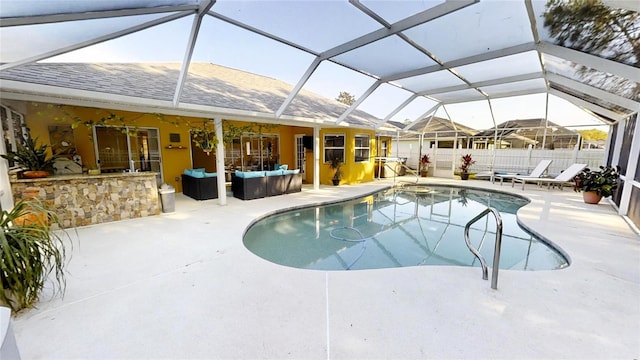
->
94;126;162;183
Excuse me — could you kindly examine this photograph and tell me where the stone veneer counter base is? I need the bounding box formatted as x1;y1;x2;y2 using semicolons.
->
10;172;161;228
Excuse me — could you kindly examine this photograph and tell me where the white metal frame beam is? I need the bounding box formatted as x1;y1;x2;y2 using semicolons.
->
349;0;392;28
335;81;382;125
173;0;216;107
0;11;192;71
549;89;625;122
418;72;543;96
441;88;547;105
381;42;537;83
206;11;318;55
538;42;640;83
320;0;477;60
301;0;475;124
404;104;440;131
0;4;199;27
524;0;549;94
207;1;475;125
547;73;640;111
275;57;323;118
376;94;418;128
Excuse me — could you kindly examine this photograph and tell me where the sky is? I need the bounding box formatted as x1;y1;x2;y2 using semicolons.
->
3;0;609;131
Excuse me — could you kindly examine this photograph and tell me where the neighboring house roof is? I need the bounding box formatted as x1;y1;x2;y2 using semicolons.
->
401;117;477;139
0;62;381;128
474;119;577;140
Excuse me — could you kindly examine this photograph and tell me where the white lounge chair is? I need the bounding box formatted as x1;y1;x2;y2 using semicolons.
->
513;163;587;190
494;159;553;186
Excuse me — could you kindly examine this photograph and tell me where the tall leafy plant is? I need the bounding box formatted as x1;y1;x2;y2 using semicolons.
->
0;199;69;313
1;135;57;172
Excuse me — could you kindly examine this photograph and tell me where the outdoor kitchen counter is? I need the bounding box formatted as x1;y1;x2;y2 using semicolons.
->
9;172;161;228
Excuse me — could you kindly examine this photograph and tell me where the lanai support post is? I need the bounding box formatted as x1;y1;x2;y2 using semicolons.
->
443;106;458;177
376;134;381;179
619;114;640;217
214;117;227;205
487;99;498;182
541;93;549;150
314;126;320;190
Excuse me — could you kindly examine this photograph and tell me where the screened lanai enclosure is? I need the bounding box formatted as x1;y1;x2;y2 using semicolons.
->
0;0;638;227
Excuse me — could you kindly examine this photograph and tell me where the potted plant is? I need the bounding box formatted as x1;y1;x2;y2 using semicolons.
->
0;199;69;313
574;165;620;204
1;135;57;178
420;154;431;177
330;157;342;186
459;154;475;180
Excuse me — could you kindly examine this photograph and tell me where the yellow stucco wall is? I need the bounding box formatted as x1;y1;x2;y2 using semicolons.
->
17;102;382;191
319;128;377;185
24;103;196;192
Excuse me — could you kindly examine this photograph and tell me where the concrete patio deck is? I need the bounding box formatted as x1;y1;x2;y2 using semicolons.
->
10;177;640;359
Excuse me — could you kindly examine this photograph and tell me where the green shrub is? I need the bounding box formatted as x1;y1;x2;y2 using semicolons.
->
0;199;70;313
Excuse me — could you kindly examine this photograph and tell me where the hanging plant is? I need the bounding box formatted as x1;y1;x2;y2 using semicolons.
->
190;121;218;156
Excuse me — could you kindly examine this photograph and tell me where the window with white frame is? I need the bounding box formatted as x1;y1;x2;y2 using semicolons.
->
1;105;27;166
324;134;344;162
354;134;370;162
380;139;388;157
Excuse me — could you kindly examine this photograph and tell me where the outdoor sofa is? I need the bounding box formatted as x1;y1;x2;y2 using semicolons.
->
182;168;219;200
232;169;302;200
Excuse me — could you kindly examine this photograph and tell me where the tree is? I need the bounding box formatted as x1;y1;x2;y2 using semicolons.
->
577;128;608;141
544;0;639;66
543;0;640;99
336;91;356;106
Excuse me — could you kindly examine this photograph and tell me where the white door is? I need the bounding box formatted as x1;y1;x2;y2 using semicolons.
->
295;134;306;182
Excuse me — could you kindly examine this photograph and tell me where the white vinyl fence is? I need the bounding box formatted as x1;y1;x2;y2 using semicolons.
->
396;142;605;178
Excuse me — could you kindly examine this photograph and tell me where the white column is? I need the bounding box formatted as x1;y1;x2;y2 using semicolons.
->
434;133;439;173
603;124;614;166
0;134;13;212
619;115;640;216
572;134;580;164
611;119;626;167
487;99;498;182
541;93;549;149
314;126;320;190
214;117;226;205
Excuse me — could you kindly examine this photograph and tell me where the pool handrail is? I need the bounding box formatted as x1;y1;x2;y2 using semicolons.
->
464;207;503;290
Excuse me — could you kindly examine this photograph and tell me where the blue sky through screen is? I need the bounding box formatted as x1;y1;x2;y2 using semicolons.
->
41;7;605;131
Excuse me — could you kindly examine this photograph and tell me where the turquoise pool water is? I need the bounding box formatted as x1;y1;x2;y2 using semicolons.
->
243;185;569;271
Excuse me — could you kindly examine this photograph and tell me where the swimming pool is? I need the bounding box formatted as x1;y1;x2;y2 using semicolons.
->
243;185;569;271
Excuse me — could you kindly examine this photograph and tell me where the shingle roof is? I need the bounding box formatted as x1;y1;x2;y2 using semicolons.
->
401;116;477;138
473;119;576;138
0;62;381;127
